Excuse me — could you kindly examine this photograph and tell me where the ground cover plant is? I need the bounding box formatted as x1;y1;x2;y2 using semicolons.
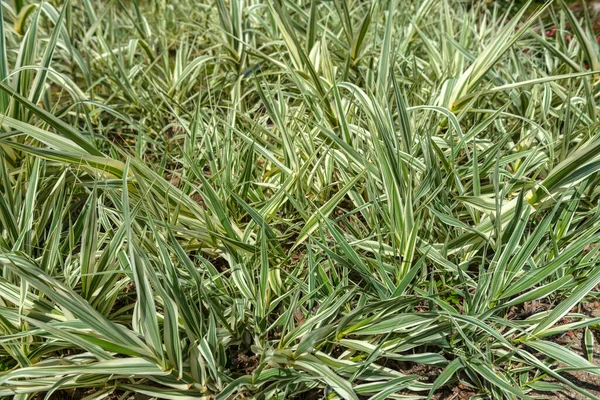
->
1;0;600;398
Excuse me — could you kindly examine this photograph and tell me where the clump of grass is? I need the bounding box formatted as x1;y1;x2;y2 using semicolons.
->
0;0;600;399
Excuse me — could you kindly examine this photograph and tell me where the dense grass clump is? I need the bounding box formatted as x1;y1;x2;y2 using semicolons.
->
1;0;600;398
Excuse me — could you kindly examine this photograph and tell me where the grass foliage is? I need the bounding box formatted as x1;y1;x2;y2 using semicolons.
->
1;0;600;398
